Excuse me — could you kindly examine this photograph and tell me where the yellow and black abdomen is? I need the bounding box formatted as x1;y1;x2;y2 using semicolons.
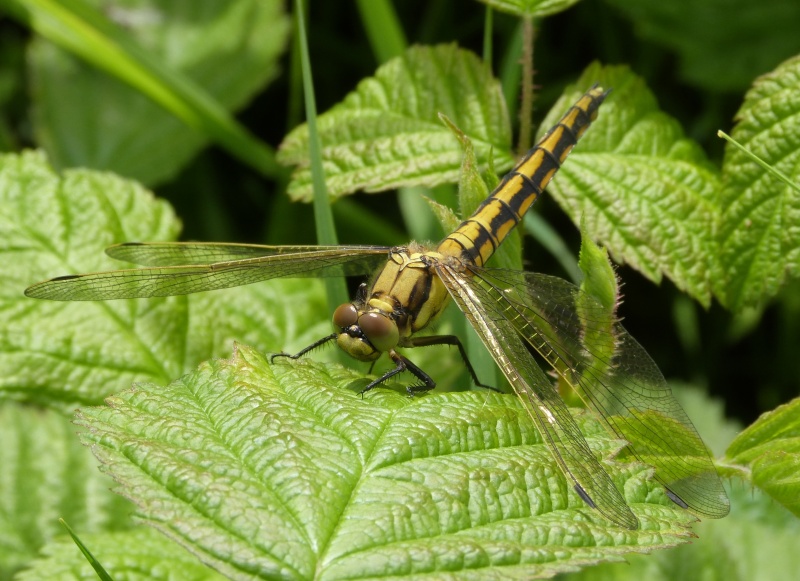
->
437;86;608;267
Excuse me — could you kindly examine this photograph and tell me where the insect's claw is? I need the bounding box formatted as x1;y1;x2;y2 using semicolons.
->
406;383;434;397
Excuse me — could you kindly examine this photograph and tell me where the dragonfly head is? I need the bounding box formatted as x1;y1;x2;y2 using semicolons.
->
332;303;399;361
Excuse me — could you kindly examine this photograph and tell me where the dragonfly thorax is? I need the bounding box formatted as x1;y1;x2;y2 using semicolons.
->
332;303;399;361
331;244;451;362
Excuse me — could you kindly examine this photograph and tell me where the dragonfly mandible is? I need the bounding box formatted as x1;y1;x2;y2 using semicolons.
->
25;86;729;529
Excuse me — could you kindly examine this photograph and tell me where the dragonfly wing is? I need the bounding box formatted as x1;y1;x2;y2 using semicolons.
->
105;242;391;266
436;262;638;529
471;267;730;519
25;246;390;301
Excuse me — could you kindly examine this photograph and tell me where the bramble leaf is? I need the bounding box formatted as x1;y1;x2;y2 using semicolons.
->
278;44;513;202
0;151;329;408
78;345;697;580
725;397;800;517
715;55;800;311
543;63;721;307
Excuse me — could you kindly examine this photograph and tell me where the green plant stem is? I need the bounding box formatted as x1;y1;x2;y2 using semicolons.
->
294;0;348;310
517;16;536;154
355;0;406;63
285;0;305;134
499;22;524;125
483;5;493;67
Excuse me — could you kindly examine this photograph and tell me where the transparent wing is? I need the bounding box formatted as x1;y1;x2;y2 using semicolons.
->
436;263;638;529
25;245;390;301
469;267;730;520
104;242;392;266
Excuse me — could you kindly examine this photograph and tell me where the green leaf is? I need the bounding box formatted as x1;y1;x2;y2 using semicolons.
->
439;112;521;271
605;0;800;92
278;44;513;202
561;387;799;581
0;401;134;579
476;0;582;18
0;151;330;408
77;344;698;580
440;113;491;216
715;55;800;311
424;196;462;236
561;484;800;581
575;228;619;373
542;63;720;307
18;527;227;581
23;0;289;185
577;225;619;315
725;397;800;517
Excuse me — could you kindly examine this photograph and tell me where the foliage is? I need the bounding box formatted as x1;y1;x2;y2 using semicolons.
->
76;345;698;579
278;44;514;202
0;0;799;579
724;397;800;518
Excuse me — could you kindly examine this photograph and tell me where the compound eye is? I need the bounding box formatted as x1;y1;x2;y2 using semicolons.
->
359;312;399;352
332;303;359;328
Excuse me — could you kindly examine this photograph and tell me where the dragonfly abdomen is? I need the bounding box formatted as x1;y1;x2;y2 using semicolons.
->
437;86;607;267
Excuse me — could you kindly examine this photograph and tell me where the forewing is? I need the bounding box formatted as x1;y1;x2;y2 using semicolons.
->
25;246;389;301
472;267;730;519
436;263;638;529
105;242;390;266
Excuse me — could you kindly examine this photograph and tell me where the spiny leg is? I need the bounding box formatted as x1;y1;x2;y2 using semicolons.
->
270;333;337;363
407;335;502;393
360;350;436;396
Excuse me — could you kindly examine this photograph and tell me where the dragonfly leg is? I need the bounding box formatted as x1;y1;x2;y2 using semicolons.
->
270;333;337;363
360;350;436;397
407;335;502;393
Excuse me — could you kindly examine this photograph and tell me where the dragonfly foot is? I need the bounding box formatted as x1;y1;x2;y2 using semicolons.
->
405;383;435;397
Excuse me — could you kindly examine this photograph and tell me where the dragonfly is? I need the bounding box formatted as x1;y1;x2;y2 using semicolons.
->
25;86;729;530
